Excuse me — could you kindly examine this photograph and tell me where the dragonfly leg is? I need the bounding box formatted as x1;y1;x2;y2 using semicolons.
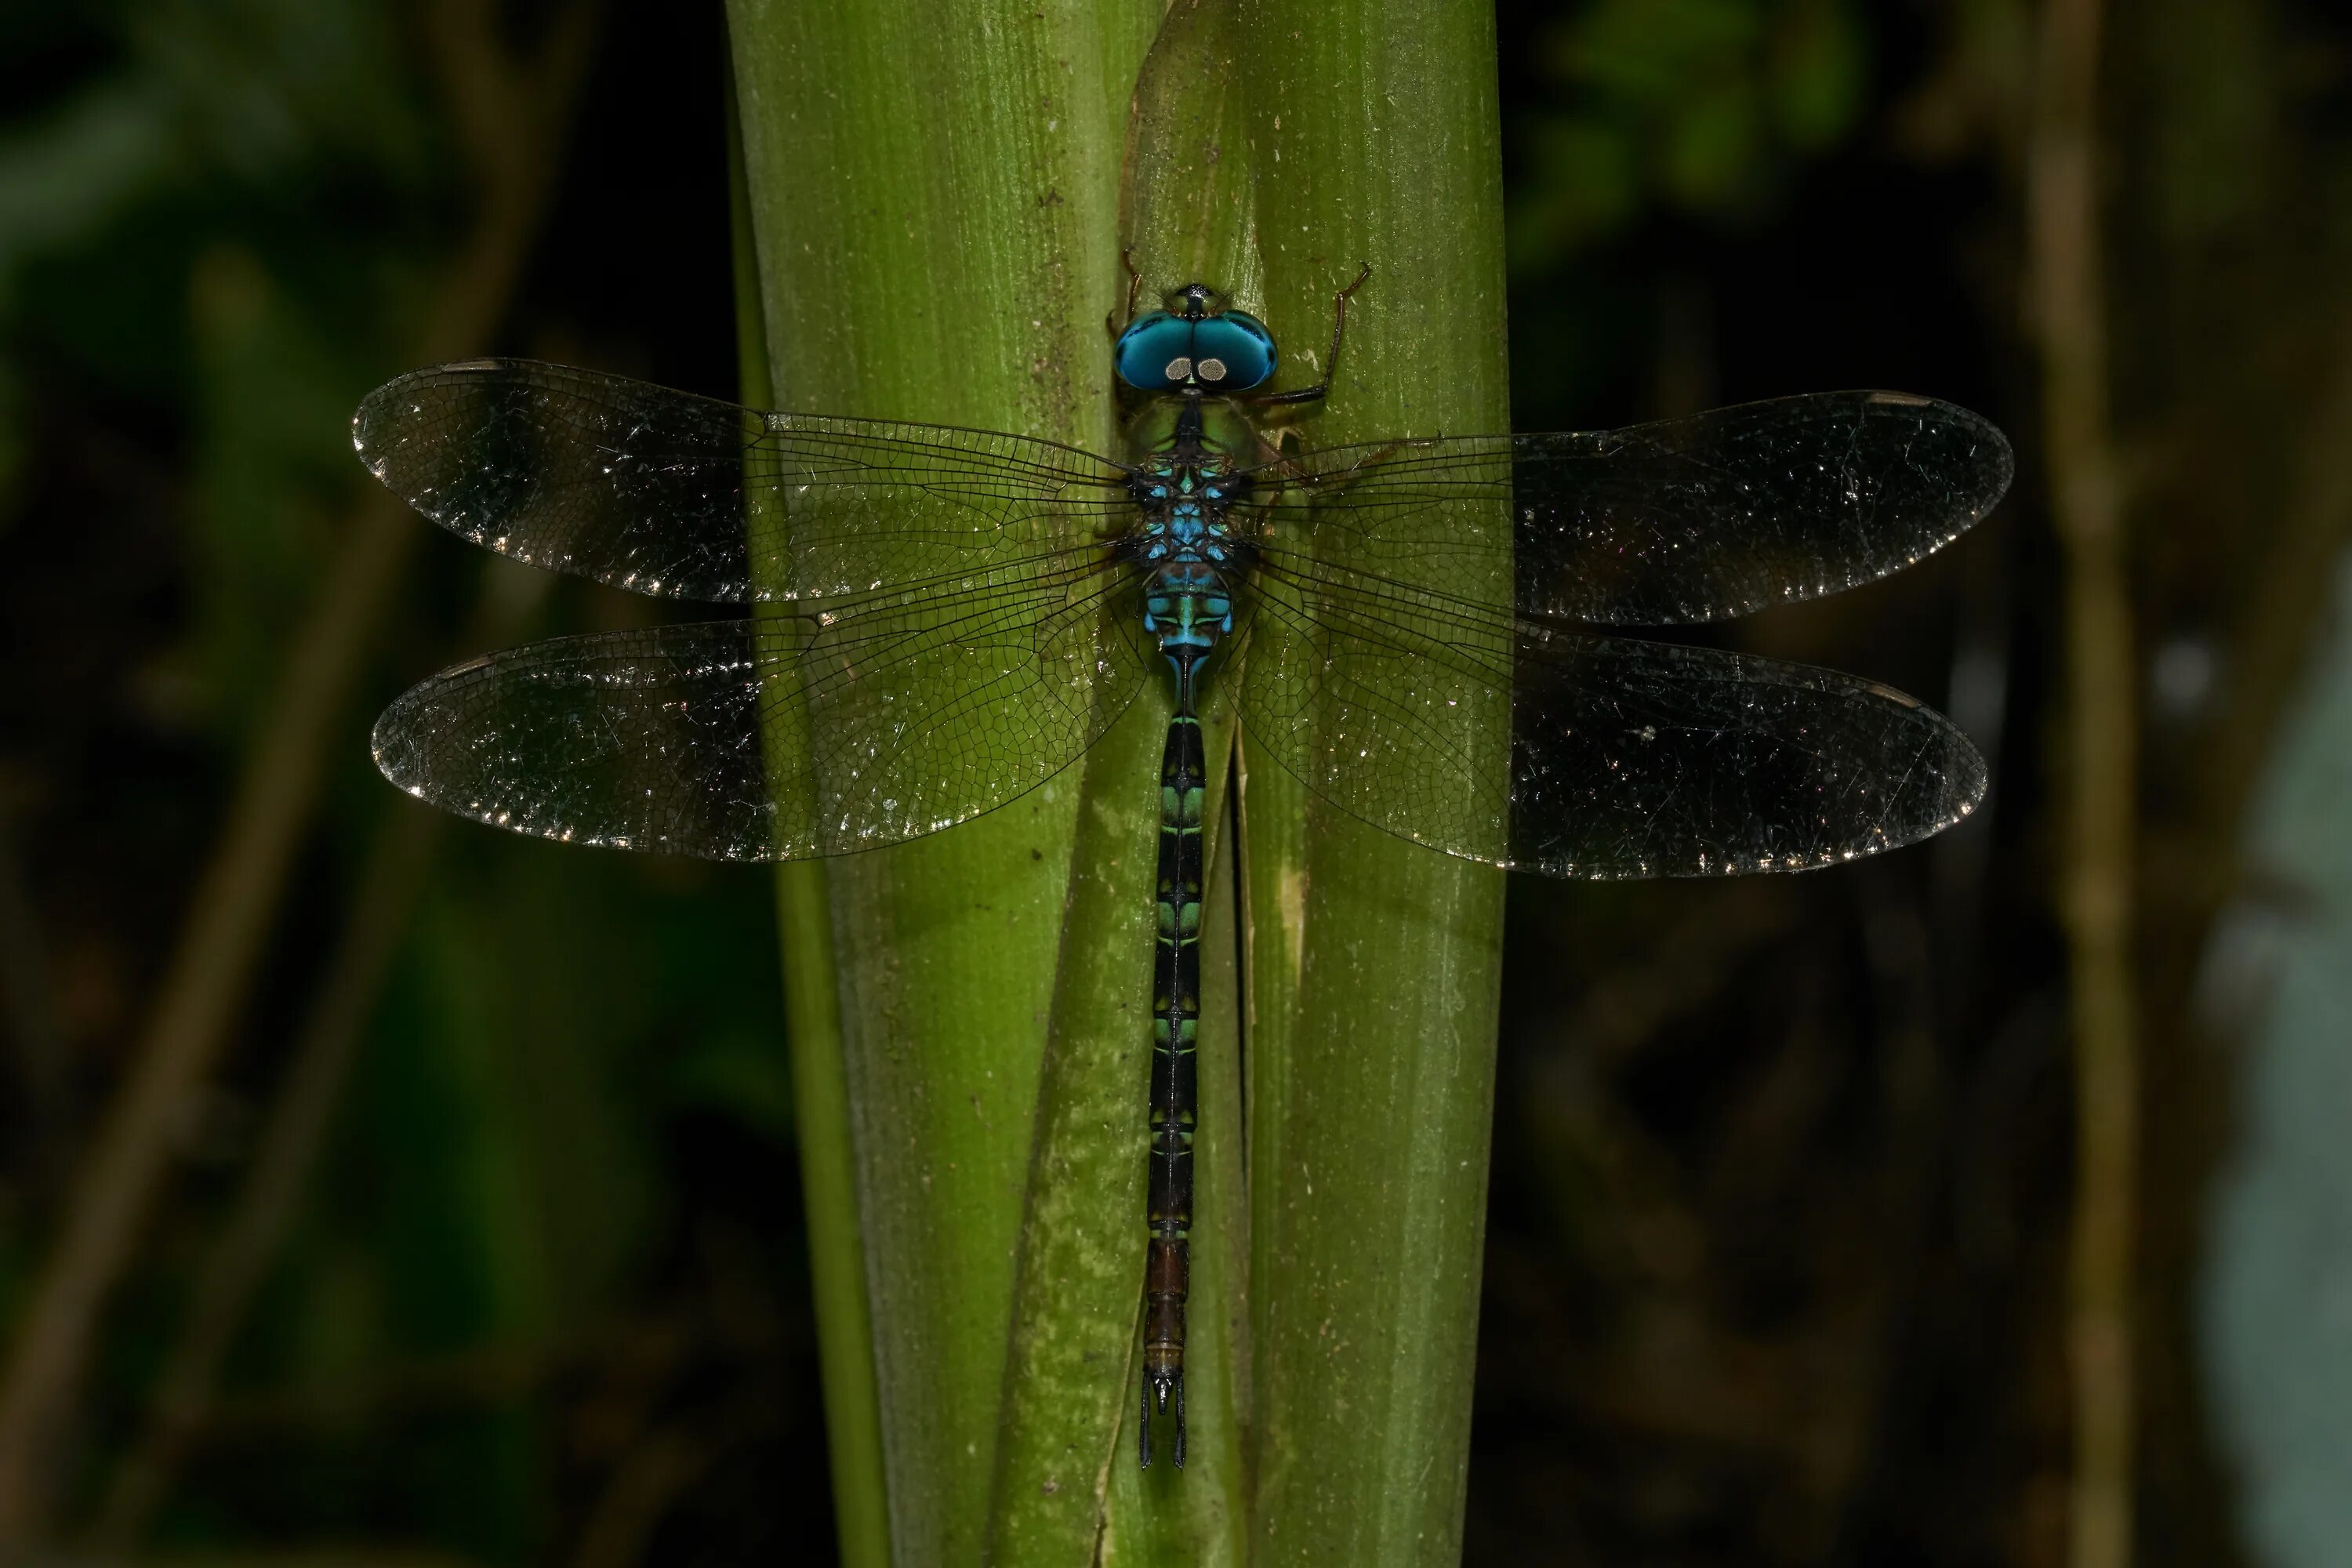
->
1108;247;1147;343
1139;1359;1155;1468
1250;261;1373;410
1248;431;1417;503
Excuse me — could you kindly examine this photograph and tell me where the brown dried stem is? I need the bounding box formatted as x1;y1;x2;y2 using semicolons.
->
2026;1;2138;1565
0;2;600;1545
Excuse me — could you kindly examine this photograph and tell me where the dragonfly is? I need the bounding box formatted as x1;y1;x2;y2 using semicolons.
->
355;269;2010;1471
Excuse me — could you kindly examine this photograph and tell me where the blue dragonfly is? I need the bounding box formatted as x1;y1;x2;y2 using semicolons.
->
355;270;2009;1468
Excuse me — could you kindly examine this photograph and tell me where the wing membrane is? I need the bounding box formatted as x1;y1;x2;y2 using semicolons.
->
361;362;1996;877
354;359;1135;604
1245;390;2010;625
372;552;1150;860
1240;561;1984;878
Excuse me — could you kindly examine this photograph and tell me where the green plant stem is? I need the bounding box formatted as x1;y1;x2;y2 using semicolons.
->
727;5;1158;1561
1239;1;1511;1561
1094;9;1262;1561
725;70;889;1568
730;2;1508;1558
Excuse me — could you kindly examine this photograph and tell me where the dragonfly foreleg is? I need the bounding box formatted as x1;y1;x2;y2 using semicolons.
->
1249;261;1373;411
1108;247;1147;345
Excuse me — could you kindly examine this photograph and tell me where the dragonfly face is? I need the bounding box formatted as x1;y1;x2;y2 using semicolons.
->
1113;281;1278;393
354;271;2011;1475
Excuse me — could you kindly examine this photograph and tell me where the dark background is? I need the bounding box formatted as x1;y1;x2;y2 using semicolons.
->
3;1;2348;1563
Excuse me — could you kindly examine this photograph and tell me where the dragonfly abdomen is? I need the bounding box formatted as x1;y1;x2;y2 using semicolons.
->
1141;652;1208;1468
1141;561;1235;659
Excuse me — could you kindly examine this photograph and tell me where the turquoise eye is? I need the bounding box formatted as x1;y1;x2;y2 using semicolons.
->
1115;307;1279;391
1115;313;1192;390
1189;314;1276;390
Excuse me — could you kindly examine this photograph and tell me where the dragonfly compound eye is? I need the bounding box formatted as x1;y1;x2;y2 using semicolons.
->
1115;311;1192;391
1191;314;1276;391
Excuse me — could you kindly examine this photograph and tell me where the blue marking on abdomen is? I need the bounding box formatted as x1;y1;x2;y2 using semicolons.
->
1142;561;1234;659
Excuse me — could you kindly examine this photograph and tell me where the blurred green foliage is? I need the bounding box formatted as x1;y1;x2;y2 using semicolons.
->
1510;0;1865;270
2;1;803;1560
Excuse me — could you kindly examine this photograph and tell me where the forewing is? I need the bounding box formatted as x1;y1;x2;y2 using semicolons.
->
372;551;1149;859
1247;390;2011;625
1240;562;1984;879
354;359;1134;603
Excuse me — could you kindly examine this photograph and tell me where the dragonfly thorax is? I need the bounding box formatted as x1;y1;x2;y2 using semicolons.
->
1122;398;1258;672
1131;475;1248;666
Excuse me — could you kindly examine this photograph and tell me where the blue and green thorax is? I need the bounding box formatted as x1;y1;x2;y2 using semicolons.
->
1112;288;1279;669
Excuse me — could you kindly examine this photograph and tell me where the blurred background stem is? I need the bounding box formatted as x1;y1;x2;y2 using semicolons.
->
85;557;556;1555
2027;1;2139;1565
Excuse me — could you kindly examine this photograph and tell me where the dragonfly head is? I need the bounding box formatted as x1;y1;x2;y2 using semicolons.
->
1168;281;1218;319
1115;282;1277;395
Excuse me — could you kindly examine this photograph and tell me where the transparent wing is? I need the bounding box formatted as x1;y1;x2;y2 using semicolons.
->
1243;390;2011;626
354;359;1136;604
372;550;1150;860
1239;558;1985;879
